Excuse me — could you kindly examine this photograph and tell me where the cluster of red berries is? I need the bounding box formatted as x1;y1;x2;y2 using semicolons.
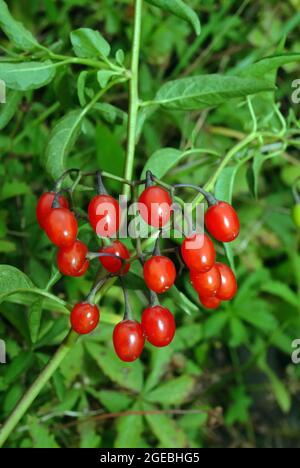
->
181;202;239;309
36;171;240;362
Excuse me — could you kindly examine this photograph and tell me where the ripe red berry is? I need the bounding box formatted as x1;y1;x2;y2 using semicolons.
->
138;186;172;228
205;201;240;243
190;265;221;298
99;240;130;275
44;208;78;248
143;256;176;294
70;303;100;335
36;192;69;229
199;295;221;310
88;194;121;238
216;263;237;301
113;320;145;362
57;240;89;277
181;233;215;273
141;306;176;347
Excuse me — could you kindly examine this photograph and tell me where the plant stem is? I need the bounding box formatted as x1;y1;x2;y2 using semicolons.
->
0;331;78;448
123;0;143;198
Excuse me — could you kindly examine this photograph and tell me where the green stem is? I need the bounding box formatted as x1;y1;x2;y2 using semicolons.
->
123;0;143;197
0;331;78;448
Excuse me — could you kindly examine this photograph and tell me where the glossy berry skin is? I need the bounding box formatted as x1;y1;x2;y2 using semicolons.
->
292;204;300;228
88;194;121;238
205;201;240;243
216;263;237;301
181;233;215;273
190;265;221;298
70;303;100;335
199;295;221;310
57;240;89;277
44;208;78;248
142;306;175;347
36;192;69;229
138;186;172;228
113;320;145;362
144;256;176;294
99;240;130;275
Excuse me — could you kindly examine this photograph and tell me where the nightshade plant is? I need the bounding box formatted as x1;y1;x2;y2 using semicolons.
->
0;0;300;449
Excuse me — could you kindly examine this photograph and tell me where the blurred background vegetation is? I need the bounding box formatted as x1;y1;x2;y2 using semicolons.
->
0;0;300;448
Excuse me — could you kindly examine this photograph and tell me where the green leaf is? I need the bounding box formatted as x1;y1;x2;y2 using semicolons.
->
145;0;201;36
77;70;88;106
45;110;84;180
154;75;275;111
238;53;300;80
0;0;44;51
93;103;127;125
215;166;240;203
0;240;16;253
0;90;22;130
95;123;125;191
95;390;133;412
114;401;144;448
144;346;173;392
29;417;59;448
85;342;144;392
141;147;183;179
146;376;195;406
261;281;299;308
237;304;278;333
259;361;291;413
143;402;187;448
168;285;199;316
79;421;101;449
0;181;31;201
225;386;252;426
0;61;57;91
97;70;119;88
28;299;43;343
70;28;110;58
229;317;248;348
203;312;229;339
3;351;35;386
0;265;34;303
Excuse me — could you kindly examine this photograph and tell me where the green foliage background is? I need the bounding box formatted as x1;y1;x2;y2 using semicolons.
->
0;0;300;448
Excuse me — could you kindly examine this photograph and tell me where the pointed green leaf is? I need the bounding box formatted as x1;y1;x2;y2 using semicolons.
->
45;110;83;180
115;402;144;448
70;28;110;58
0;61;56;91
154;75;275;111
146;0;201;35
146;376;195;405
0;90;22;130
0;0;44;51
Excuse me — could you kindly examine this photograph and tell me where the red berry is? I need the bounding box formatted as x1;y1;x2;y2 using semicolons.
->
141;306;175;347
199;295;221;310
36;192;69;229
181;233;215;273
70;303;100;335
138;186;172;228
144;256;176;294
113;320;144;362
99;240;130;275
44;208;78;248
205;201;240;243
216;263;237;301
190;265;221;297
57;240;89;277
88;194;121;238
